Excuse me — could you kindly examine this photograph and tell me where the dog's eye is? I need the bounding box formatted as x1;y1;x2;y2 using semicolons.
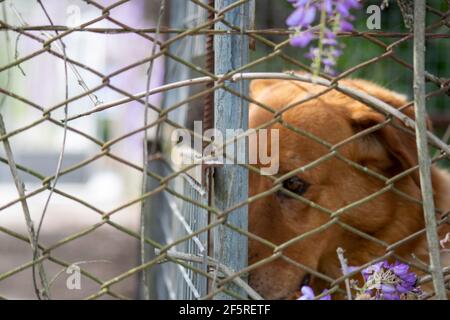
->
282;176;309;196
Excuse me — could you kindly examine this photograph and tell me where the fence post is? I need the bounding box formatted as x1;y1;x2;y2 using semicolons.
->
413;0;447;300
212;0;251;299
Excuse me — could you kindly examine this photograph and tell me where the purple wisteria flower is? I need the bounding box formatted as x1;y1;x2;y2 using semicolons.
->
356;260;423;300
286;0;361;75
296;260;422;300
297;285;331;300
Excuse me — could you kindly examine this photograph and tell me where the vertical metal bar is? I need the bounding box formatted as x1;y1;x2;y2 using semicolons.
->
212;0;251;299
205;0;215;297
204;0;215;132
413;0;447;300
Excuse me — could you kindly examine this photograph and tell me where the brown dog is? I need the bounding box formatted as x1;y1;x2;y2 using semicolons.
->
248;76;450;299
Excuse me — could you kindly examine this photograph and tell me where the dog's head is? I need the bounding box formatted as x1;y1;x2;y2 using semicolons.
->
248;77;431;299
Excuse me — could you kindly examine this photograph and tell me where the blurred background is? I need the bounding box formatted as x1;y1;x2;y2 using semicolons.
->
0;0;448;299
0;0;165;299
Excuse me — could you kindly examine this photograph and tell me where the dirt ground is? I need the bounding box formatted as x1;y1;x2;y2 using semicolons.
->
0;180;141;300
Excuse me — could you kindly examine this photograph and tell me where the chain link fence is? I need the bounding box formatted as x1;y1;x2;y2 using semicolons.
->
0;0;449;300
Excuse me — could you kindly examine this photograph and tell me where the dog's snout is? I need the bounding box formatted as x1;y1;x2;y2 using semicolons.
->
300;273;311;287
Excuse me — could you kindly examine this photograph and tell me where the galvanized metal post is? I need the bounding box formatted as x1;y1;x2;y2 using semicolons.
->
212;0;251;299
413;0;447;300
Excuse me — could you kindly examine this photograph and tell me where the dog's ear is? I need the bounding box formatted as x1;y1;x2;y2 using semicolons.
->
250;79;279;97
350;106;431;187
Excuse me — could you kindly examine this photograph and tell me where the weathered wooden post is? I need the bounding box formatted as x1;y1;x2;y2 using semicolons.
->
212;0;252;299
413;0;447;300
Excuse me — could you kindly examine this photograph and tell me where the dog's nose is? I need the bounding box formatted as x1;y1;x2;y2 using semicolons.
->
300;273;311;287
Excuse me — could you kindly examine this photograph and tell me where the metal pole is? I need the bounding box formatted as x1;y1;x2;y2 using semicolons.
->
413;0;447;300
212;0;251;299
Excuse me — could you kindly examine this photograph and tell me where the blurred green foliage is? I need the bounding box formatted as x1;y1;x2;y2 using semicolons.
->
251;0;449;118
250;0;449;166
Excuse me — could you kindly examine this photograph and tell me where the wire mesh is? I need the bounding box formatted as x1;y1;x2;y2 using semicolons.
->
0;0;449;300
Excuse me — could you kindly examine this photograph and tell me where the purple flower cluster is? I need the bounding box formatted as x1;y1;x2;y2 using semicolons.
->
297;260;422;300
286;0;361;74
357;260;422;300
297;286;331;300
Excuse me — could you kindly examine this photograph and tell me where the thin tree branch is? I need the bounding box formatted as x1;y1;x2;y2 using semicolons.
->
413;0;447;300
0;114;49;300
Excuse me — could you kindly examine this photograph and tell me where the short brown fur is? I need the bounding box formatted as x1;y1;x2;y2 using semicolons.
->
248;77;450;299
